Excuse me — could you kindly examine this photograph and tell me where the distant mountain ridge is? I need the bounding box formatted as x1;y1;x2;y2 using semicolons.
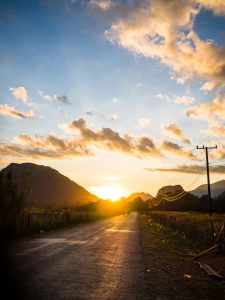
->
190;180;225;197
0;163;98;211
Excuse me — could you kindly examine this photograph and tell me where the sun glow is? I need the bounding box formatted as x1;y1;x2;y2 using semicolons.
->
89;185;128;201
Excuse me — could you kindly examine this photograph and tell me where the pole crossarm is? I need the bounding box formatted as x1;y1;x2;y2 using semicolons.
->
196;145;217;150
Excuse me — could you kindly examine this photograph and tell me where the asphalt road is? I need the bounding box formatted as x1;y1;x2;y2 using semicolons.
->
3;213;149;300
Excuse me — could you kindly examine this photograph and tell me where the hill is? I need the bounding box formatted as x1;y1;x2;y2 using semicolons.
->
0;163;98;211
190;180;225;197
127;192;153;201
152;182;225;213
155;185;184;198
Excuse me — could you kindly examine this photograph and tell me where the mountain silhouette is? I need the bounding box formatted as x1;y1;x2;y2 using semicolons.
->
0;163;98;211
127;192;153;201
190;180;225;197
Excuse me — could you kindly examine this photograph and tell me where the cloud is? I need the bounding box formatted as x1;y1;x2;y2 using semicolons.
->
8;118;160;159
175;95;195;105
59;118;162;157
9;86;28;103
90;0;113;11
162;123;192;144
209;144;225;160
0;104;34;119
145;164;225;174
67;118;133;153
38;91;70;104
155;93;171;102
205;120;225;137
105;0;225;90
161;140;197;160
216;145;225;159
86;111;95;116
138;118;151;128
196;0;225;16
186;93;225;120
155;93;195;105
0;134;92;159
106;114;118;121
1;117;202;160
136;136;162;157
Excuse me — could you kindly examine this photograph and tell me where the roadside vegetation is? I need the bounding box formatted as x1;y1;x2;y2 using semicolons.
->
145;210;225;246
0;199;129;237
139;214;225;299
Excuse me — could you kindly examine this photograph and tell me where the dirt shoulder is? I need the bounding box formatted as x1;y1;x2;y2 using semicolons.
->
139;214;225;300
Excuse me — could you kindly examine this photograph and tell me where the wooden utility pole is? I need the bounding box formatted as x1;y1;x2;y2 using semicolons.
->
196;145;217;236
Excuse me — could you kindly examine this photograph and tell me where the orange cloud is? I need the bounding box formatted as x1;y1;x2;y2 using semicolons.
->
65;118;162;157
105;0;225;90
9;86;28;103
186;93;225;120
196;0;225;16
175;95;195;105
206;120;225;138
1;117;163;160
0;104;34;119
0;134;92;159
162;123;192;144
146;164;225;174
161;140;197;160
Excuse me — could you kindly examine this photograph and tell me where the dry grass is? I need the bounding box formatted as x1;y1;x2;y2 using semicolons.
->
139;214;225;299
145;211;225;245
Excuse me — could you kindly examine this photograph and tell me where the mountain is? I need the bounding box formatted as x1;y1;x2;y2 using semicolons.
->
0;163;98;211
190;180;225;197
127;192;153;201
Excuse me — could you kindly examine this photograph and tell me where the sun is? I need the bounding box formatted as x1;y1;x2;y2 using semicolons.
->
89;185;128;201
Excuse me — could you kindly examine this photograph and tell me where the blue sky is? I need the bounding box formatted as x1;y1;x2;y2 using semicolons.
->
0;0;225;198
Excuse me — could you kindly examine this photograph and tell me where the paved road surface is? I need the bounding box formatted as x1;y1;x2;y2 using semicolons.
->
3;213;149;300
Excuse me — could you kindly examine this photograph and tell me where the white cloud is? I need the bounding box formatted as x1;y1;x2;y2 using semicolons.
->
107;114;118;121
155;93;171;102
38;91;70;104
138;118;151;128
90;0;113;11
155;93;195;105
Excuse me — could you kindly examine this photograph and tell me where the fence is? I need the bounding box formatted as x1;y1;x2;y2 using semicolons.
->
146;211;225;245
0;211;102;237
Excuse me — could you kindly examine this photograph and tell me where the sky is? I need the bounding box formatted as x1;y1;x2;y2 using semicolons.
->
0;0;225;199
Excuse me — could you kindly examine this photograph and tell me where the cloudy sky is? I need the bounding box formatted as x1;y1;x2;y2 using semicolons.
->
0;0;225;198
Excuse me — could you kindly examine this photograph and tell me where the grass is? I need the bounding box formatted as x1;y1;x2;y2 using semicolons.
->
139;214;225;299
145;211;225;245
1;211;106;238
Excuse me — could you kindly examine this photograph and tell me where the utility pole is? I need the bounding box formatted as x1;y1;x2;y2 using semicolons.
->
196;145;217;236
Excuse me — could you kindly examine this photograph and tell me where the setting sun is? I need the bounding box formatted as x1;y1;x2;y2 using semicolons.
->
89;186;128;201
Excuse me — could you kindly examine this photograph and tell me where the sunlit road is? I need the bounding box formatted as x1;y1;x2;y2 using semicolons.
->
4;213;148;300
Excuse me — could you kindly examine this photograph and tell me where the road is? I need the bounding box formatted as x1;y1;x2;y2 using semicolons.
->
3;213;149;300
